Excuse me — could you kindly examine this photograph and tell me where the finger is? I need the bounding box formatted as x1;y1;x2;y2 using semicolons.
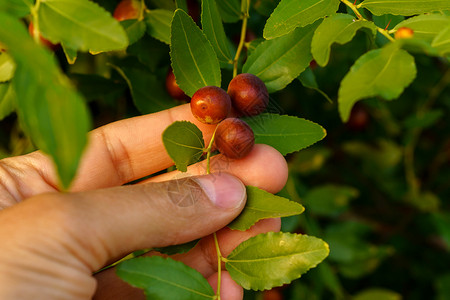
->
25;104;217;192
148;144;288;194
0;173;246;275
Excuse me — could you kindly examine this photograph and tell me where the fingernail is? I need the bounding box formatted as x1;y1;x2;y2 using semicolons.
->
196;173;246;209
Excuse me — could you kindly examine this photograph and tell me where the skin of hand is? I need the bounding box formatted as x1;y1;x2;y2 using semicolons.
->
0;104;288;300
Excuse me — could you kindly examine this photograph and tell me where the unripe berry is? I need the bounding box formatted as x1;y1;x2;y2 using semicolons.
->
227;73;269;116
395;27;414;39
215;118;255;159
165;68;189;101
190;86;231;124
113;0;140;21
28;22;59;51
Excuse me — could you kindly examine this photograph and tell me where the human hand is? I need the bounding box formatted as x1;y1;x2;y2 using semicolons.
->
0;104;288;299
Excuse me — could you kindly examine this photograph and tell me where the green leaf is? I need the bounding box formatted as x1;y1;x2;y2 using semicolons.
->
298;68;333;103
149;0;176;11
216;0;241;23
303;184;359;217
244;22;320;93
146;9;173;45
0;51;15;82
359;0;450;16
111;61;177;114
0;0;33;18
61;44;77;64
393;14;450;42
201;0;233;64
226;232;329;290
0;12;91;189
353;288;402;300
170;9;221;97
242;113;326;156
117;256;215;299
153;239;200;255
263;0;340;40
228;186;304;231
122;19;146;45
338;45;417;122
432;24;450;56
311;14;377;67
176;0;188;12
38;0;128;52
403;109;444;129
162;121;205;172
0;83;15;121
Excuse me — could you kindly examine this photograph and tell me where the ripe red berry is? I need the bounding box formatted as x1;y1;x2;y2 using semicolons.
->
227;73;269;116
190;86;231;124
395;27;414;39
28;22;59;51
113;0;140;21
214;118;255;159
165;68;189;101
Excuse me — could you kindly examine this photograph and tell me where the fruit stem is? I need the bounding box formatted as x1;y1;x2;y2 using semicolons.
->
340;0;395;42
205;126;218;175
232;0;250;78
30;0;42;44
213;232;222;300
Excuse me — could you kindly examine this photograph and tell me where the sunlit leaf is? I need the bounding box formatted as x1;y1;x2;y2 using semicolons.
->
243;113;326;155
226;232;329;290
146;9;173;45
228;186;304;231
0;51;15;82
359;0;450;16
263;0;340;39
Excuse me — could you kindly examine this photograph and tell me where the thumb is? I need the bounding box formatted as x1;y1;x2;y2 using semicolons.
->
0;173;246;272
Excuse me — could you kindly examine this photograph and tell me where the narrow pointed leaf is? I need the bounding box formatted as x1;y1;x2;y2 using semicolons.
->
244;22;320;93
146;9;173;45
62;44;77;64
202;0;233;64
242;113;326;156
263;0;340;40
312;14;377;66
216;0;241;23
117;256;215;299
0;13;91;188
162;121;205;172
338;45;416;122
228;186;304;231
226;232;330;290
359;0;450;16
170;9;221;97
393;14;450;42
38;0;128;52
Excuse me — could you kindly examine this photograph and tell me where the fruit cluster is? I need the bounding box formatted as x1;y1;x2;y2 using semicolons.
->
187;73;269;159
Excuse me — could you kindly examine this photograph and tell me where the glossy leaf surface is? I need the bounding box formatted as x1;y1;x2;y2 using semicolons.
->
338;45;416;122
226;232;330;290
170;9;221;97
264;0;340;39
312;14;377;66
228;186;304;231
359;0;450;16
162;121;205;172
243;113;326;155
244;22;320;92
38;0;128;52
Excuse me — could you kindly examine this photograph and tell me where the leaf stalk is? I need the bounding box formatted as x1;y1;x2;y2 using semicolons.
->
232;0;250;77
